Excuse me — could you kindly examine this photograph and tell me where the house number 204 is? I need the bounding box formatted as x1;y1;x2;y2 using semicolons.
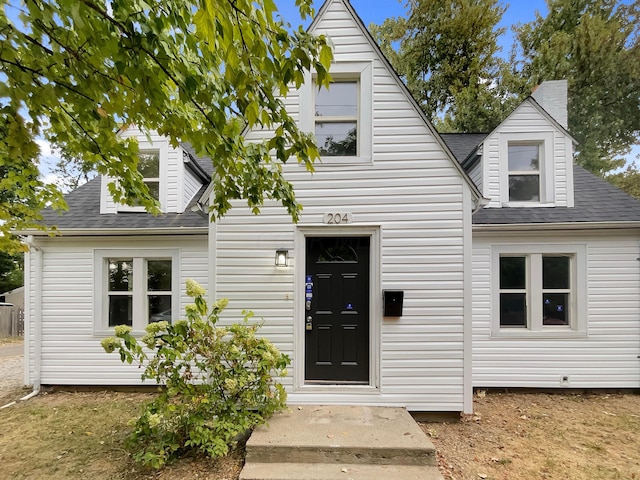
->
323;212;353;224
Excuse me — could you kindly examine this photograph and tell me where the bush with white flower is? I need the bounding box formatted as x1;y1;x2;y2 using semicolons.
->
101;279;289;468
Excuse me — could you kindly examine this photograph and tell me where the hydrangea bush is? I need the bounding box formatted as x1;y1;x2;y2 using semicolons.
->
101;279;289;468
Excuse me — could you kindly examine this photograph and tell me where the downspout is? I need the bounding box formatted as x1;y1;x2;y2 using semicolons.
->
21;236;41;401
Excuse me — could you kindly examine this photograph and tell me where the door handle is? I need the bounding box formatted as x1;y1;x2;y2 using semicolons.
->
306;316;313;331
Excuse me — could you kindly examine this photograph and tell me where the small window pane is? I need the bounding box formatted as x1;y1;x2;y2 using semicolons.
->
316;123;357;156
315;82;357;117
500;293;527;327
543;256;570;289
109;295;132;326
149;295;172;323
500;256;526;289
543;293;569;325
138;152;160;178
145;181;160;201
509;175;540;202
148;260;172;291
508;144;539;171
108;260;132;292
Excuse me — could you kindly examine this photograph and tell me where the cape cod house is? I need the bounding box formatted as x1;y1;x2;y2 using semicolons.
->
22;0;640;414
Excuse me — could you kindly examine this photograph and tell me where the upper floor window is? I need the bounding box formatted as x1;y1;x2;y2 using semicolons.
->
315;81;358;157
299;61;372;165
138;151;160;202
508;143;540;202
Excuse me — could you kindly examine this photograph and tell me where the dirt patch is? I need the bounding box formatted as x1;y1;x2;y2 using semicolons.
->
424;391;640;480
1;388;638;479
0;337;22;346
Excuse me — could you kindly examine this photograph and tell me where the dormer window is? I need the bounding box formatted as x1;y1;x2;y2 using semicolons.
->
498;132;554;207
508;143;540;202
315;81;358;156
114;140;167;213
138;151;160;202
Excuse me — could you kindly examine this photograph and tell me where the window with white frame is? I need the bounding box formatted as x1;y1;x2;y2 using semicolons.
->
315;81;359;157
493;245;586;336
138;151;161;202
508;143;541;202
300;61;372;164
95;250;178;333
499;132;554;206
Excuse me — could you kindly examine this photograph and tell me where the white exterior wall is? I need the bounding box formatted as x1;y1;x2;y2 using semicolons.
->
472;230;640;388
101;129;192;214
212;0;473;412
482;101;574;208
183;165;203;209
25;236;208;385
468;162;482;191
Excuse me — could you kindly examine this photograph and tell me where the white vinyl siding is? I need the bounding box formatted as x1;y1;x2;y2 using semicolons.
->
472;231;640;388
221;0;471;412
183;166;203;209
25;236;207;386
481;101;574;208
100;130;198;214
468;162;482;191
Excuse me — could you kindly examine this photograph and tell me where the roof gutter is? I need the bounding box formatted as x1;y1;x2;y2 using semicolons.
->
473;221;640;233
18;227;208;237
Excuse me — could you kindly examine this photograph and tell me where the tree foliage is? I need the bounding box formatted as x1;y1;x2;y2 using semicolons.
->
515;0;640;175
101;280;289;468
0;250;23;293
607;162;640;199
371;0;525;132
0;0;333;251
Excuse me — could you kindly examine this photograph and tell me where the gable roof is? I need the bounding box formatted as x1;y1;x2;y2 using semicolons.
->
34;177;209;234
472;164;640;225
442;132;640;225
310;0;482;201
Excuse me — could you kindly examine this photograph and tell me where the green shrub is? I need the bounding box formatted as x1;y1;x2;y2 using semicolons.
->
101;279;289;468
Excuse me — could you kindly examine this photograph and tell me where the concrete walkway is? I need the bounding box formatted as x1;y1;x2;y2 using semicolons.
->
240;405;443;480
0;343;23;357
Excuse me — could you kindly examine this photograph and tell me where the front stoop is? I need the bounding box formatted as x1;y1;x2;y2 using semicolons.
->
239;405;443;480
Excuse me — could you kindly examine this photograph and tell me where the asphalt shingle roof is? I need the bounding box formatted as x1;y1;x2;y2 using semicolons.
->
473;164;640;224
39;177;209;231
440;133;488;164
441;132;640;225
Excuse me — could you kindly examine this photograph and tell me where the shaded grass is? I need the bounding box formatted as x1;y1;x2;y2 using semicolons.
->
0;390;243;480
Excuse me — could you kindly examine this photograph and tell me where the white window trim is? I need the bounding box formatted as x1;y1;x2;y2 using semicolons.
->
299;61;373;165
491;244;587;338
117;140;168;213
499;132;554;207
94;249;180;336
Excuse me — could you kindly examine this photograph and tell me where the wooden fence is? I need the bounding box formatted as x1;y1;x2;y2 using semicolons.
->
0;305;24;337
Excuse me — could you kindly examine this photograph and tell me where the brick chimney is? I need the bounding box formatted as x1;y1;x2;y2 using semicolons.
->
531;80;568;129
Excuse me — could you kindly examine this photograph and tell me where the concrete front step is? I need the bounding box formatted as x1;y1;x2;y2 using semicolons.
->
239;462;443;480
240;405;443;480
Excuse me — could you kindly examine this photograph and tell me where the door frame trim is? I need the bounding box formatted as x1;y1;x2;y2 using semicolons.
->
293;225;381;392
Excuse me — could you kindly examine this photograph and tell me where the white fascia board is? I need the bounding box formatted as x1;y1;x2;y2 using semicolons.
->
473;222;640;234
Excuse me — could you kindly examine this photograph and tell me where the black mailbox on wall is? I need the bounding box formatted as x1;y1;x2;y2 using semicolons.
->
383;290;404;317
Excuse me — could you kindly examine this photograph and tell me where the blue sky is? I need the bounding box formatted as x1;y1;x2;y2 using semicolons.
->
275;0;549;55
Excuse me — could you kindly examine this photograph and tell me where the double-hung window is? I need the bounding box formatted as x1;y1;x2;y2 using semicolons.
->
300;61;372;164
138;151;161;202
493;245;586;336
315;81;359;157
508;143;540;202
96;250;178;334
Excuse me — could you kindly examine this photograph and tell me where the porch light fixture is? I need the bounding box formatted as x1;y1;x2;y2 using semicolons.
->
275;248;289;267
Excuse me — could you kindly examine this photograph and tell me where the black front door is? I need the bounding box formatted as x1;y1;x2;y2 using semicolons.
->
305;236;370;383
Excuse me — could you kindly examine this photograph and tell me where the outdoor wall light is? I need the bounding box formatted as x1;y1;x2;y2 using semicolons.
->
275;248;289;267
